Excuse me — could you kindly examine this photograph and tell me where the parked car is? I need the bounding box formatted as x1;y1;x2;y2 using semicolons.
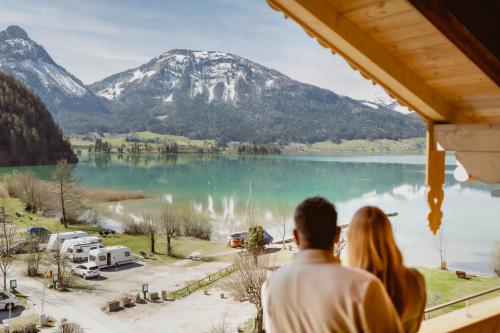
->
98;227;116;236
26;226;50;239
71;263;100;279
0;290;17;311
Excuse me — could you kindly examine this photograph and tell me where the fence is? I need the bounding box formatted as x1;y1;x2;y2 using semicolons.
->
424;286;500;319
170;264;236;299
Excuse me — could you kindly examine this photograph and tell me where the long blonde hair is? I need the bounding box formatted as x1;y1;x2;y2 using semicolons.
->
347;206;409;317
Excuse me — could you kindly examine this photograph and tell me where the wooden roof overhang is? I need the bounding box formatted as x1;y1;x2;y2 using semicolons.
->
266;0;500;233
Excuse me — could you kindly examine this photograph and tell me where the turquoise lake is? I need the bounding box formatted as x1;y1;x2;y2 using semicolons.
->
2;153;499;274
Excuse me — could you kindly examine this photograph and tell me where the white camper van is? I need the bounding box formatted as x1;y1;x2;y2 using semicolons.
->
47;231;88;251
60;236;102;262
88;246;133;268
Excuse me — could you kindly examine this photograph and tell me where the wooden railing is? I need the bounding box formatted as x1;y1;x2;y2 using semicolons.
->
424;286;500;319
169;264;236;299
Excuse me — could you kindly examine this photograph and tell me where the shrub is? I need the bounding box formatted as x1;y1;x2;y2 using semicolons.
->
58;321;84;333
246;225;266;256
181;212;212;240
122;217;145;235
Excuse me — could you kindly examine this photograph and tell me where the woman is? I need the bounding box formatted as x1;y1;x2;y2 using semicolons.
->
348;206;426;333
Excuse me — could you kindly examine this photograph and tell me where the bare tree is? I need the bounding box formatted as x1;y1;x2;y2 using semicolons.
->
334;226;347;260
18;172;44;212
158;204;179;257
435;225;447;270
224;255;269;333
26;235;43;276
276;203;290;250
141;213;159;254
52;160;83;228
0;200;17;290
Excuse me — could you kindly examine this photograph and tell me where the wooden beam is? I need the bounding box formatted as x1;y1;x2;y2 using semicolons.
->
435;124;500;184
266;0;472;124
408;0;500;86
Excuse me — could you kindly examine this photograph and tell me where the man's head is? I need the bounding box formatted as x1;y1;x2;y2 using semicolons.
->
293;197;339;250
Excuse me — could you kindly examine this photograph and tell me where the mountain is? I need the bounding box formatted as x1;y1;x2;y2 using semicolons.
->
0;71;77;166
360;94;411;114
89;49;424;143
0;25;109;133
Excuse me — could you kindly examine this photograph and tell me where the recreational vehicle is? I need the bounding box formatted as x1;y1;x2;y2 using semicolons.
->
88;246;133;268
60;236;102;262
46;231;88;251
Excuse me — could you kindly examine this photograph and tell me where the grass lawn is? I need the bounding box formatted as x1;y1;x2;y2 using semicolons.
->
420;267;499;314
2;197;230;264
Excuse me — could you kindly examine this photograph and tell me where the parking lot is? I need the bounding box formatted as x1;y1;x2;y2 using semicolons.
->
7;257;255;332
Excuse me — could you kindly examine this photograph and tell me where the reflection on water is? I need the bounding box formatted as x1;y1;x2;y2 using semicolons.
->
1;153;498;274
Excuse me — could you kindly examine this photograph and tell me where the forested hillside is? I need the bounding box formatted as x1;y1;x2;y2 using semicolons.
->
0;72;77;166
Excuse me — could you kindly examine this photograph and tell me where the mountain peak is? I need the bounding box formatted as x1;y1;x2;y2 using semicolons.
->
1;25;30;40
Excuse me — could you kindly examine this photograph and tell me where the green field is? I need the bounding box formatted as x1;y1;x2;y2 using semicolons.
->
70;131;215;149
70;131;426;154
305;137;426;153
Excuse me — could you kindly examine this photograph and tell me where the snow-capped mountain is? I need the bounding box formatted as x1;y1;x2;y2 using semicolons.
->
89;49;424;143
89;49;289;106
360;94;411;114
0;25;108;133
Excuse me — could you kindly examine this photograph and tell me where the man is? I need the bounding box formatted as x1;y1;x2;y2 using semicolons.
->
262;197;403;333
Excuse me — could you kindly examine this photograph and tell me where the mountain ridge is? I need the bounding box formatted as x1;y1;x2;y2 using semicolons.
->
88;48;424;143
0;25;424;143
0;25;110;133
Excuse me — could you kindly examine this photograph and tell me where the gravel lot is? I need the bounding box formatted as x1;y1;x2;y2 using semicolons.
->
6;258;255;333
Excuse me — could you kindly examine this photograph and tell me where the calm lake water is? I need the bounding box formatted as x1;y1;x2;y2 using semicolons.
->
2;153;499;274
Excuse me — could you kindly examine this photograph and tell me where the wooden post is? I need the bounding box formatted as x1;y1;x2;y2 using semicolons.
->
426;123;445;234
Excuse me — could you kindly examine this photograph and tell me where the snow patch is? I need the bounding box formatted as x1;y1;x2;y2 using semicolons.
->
265;79;274;88
362;101;379;109
19;60;87;97
97;83;124;100
163;94;173;103
128;69;156;83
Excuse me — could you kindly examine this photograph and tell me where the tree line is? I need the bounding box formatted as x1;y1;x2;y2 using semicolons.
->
0;72;76;166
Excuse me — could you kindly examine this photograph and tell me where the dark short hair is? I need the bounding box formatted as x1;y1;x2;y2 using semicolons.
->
294;197;338;249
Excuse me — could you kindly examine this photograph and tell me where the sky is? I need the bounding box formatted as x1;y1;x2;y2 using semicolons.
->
0;0;389;100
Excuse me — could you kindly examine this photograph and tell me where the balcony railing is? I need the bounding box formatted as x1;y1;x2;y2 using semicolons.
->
424;286;500;320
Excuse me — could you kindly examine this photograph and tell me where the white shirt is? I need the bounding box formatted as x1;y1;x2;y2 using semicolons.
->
262;249;403;333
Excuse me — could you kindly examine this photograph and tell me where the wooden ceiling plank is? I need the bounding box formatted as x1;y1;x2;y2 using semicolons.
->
371;22;436;44
343;0;412;22
267;0;470;124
